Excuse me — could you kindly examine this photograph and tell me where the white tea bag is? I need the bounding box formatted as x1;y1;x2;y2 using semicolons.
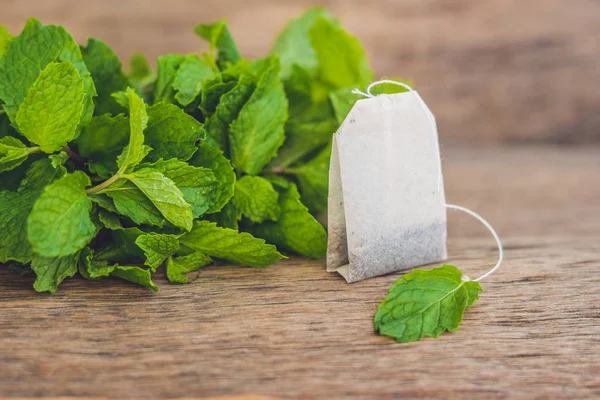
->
327;87;447;282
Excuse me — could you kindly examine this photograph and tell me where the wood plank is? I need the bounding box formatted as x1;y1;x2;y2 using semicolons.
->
1;0;598;144
1;146;599;399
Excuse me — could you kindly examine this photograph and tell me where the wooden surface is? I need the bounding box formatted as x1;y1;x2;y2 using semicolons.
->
1;145;599;399
1;0;599;144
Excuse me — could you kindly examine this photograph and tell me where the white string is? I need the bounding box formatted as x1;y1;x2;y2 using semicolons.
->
352;80;504;282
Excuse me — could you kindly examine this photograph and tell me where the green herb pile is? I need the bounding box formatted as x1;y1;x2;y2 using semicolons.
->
0;8;409;293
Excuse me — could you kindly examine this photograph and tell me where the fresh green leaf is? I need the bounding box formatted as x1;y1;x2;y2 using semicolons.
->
229;56;288;174
135;232;181;271
31;252;79;293
195;20;241;68
0;25;12;60
128;52;154;93
115;88;150;172
173;54;215;106
102;179;166;228
15;62;85;153
232;176;280;223
374;265;483;343
97;208;123;230
189;142;235;214
166;252;212;284
144;103;205;162
285;143;330;212
199;75;237;117
154;54;185;104
180;220;284;267
251;181;326;258
81;38;128;115
0;136;32;173
27;171;96;257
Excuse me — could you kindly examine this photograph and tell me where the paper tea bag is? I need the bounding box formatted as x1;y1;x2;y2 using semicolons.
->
327;90;447;282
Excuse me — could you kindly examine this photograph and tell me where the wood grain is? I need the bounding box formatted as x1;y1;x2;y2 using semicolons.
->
1;0;598;144
1;145;599;399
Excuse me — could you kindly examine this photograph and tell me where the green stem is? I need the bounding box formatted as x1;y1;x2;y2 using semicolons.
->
27;146;42;154
86;173;121;196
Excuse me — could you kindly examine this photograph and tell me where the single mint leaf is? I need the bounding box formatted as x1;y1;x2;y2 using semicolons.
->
0;25;12;59
229;56;288;174
76;113;129;178
27;171;96;257
180;220;284;267
102;179;166;228
0;19;96;127
166;252;212;284
81;38;128;115
116;88;150;172
271;6;336;79
135;232;181;271
189;142;235;214
31;252;79;293
250;181;326;258
0;136;31;173
173;54;215;106
0;158;66;263
141;158;218;218
204;73;255;152
309;17;373;90
285;143;330;213
110;265;159;292
80;250;158;292
121;168;193;231
199;75;237;117
194;20;241;68
98;208;124;230
154;54;185;104
374;265;483;343
233;176;280;223
144;103;205;162
15;62;85;153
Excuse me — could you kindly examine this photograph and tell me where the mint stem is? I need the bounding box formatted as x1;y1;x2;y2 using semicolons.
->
86;174;121;195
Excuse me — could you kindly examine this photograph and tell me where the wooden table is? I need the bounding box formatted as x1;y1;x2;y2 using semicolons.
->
1;146;599;399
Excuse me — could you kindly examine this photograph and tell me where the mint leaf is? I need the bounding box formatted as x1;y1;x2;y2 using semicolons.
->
144;103;205;162
135;232;181;271
199;74;237;117
101;180;166;228
81;38;128;115
309;17;373;90
0;158;65;263
128;52;154;94
233;176;280;223
0;25;11;60
141;158;218;217
229;56;288;174
121;168;193;231
0;136;32;173
27;171;96;257
31;252;79;293
16;62;85;153
180;220;284;267
116;88;150;172
374;265;483;343
285;143;330;213
97;208;123;230
154;54;185;104
189;142;235;214
173;54;214;106
251;181;326;258
194;20;241;68
166;252;212;284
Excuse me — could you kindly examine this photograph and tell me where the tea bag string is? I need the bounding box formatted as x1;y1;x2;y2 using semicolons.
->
352;80;503;282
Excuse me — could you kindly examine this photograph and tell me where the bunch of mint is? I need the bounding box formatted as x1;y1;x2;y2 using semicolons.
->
0;7;407;293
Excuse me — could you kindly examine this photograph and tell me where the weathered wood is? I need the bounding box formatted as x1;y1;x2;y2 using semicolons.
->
1;0;598;144
1;146;599;399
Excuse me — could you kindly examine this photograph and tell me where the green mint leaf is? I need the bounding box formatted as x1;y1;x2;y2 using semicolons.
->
0;136;31;173
180;220;284;267
116;88;150;172
199;74;237;117
76;113;129;178
250;181;326;258
141;158;218;218
0;25;12;60
110;265;159;292
285;143;330;213
27;171;96;257
128;52;154;93
144;103;205;162
15;62;85;153
102;180;166;228
194;20;241;68
0;19;96;126
31;252;79;293
309;17;373;90
166;252;212;284
232;176;280;223
135;232;181;271
0;158;65;263
229;56;288;174
81;38;128;115
154;54;185;104
374;265;483;343
121;168;193;231
271;6;336;79
189;142;235;214
97;208;123;230
173;54;215;106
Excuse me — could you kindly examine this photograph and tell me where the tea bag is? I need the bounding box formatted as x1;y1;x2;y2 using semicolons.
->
327;83;447;282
